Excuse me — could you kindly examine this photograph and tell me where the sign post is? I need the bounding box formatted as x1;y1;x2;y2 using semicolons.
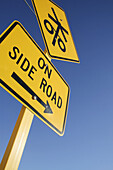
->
0;106;34;170
0;0;74;168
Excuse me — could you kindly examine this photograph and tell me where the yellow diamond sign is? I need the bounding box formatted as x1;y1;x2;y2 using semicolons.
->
0;21;70;136
32;0;80;63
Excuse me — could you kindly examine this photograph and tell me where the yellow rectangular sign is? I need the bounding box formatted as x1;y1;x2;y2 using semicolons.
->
31;0;80;63
0;21;70;136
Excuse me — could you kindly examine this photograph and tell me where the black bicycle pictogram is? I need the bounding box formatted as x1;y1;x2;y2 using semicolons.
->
44;7;69;52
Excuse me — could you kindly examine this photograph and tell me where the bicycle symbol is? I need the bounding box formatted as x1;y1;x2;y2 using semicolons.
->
44;7;69;52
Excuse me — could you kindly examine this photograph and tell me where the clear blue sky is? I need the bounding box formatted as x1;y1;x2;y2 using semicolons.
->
0;0;113;169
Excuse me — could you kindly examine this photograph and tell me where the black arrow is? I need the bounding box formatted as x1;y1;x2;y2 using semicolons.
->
11;72;53;114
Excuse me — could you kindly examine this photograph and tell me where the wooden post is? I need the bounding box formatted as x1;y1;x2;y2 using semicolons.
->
0;106;34;170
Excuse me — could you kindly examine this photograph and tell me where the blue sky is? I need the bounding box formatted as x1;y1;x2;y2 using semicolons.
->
0;0;113;169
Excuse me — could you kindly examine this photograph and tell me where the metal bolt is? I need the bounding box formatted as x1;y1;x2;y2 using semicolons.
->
32;96;37;100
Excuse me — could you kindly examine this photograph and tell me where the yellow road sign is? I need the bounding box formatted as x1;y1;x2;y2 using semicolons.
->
31;0;80;63
0;21;70;136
